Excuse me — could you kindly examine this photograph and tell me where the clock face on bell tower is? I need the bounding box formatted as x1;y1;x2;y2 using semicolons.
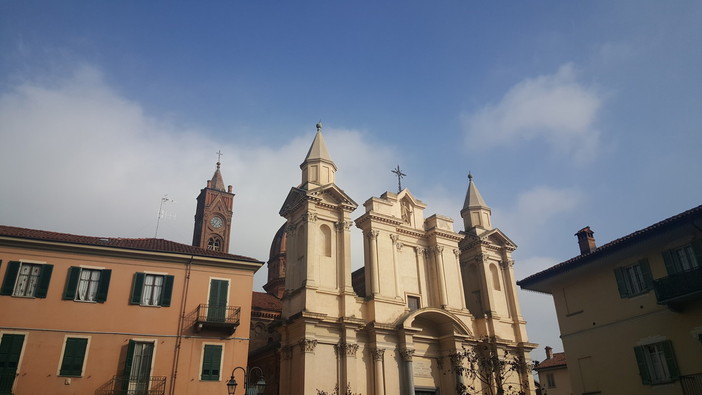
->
192;159;235;253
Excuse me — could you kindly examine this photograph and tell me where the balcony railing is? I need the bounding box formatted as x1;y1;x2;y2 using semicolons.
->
194;304;240;334
95;375;166;395
653;266;702;306
681;373;702;395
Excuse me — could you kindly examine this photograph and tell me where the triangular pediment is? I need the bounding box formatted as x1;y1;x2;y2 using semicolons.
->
279;187;307;217
398;189;427;209
481;228;517;249
309;184;358;209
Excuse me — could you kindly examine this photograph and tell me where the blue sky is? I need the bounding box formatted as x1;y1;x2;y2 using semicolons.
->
1;1;701;364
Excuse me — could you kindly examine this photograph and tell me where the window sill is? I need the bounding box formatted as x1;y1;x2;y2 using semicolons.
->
58;374;82;378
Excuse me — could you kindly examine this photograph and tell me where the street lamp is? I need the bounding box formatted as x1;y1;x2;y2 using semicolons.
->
226;366;266;395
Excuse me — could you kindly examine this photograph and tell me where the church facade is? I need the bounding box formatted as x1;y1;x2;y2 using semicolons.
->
252;124;537;395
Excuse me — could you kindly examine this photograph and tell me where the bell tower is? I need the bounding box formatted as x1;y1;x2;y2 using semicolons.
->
192;156;235;253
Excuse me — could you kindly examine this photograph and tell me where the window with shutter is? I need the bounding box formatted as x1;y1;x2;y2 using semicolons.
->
64;267;110;303
634;340;679;385
663;241;701;274
131;273;174;307
201;344;223;381
1;262;53;298
614;259;652;298
59;337;88;376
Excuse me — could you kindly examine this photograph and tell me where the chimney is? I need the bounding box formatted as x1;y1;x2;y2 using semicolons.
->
545;346;553;360
575;226;596;255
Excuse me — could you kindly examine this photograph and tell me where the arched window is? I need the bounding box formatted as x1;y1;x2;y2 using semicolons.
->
320;224;332;257
207;237;222;251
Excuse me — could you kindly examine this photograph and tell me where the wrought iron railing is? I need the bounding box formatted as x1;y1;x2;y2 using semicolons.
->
193;304;241;334
95;375;166;395
653;266;702;304
681;373;702;395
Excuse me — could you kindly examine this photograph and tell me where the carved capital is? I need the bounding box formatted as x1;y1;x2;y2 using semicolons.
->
334;342;359;358
399;348;415;362
500;259;514;268
335;220;353;232
303;211;317;223
285;223;297;236
389;234;399;244
371;348;385;361
453;248;460;258
298;338;318;353
434;246;444;254
365;230;380;241
473;254;485;264
396;241;404;251
415;247;428;257
449;352;464;367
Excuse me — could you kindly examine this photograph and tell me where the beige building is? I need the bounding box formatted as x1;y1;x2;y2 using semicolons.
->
519;206;702;394
534;347;570;395
0;163;263;395
252;124;537;395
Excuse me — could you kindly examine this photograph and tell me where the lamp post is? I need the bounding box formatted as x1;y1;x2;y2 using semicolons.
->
226;366;266;395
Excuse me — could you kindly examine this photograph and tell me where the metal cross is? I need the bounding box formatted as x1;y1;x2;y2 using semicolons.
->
391;165;406;193
216;150;224;162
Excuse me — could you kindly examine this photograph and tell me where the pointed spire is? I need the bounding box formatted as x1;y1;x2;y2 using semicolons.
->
209;161;226;191
300;122;337;188
303;122;335;166
461;172;492;231
463;172;489;211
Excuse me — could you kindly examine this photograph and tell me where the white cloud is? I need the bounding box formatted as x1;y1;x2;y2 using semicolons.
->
0;65;398;289
463;63;603;163
497;185;582;248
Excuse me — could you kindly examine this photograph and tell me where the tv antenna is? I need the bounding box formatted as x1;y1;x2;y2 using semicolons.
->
154;195;175;238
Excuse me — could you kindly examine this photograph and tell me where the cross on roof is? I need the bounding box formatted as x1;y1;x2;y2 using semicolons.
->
216;150;223;162
391;165;406;193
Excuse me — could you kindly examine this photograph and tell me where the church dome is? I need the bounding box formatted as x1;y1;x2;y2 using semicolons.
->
268;222;287;262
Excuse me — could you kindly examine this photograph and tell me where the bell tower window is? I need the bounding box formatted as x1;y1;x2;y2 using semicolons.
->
207;238;223;251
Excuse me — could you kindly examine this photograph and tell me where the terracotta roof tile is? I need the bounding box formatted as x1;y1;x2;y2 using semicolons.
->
0;225;261;263
535;352;567;370
252;291;282;312
519;204;702;290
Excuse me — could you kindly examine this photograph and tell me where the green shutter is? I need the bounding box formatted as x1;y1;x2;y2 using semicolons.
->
201;345;222;380
123;340;136;377
64;267;81;300
160;275;174;307
692;240;702;268
662;249;680;275
60;338;88;376
634;346;651;385
614;267;629;298
130;273;145;305
661;340;680;380
95;269;111;303
639;259;653;291
0;261;21;295
35;264;53;298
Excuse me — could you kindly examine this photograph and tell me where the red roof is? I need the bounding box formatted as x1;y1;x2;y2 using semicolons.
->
519;204;702;291
0;225;262;263
535;352;567;370
252;291;282;312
